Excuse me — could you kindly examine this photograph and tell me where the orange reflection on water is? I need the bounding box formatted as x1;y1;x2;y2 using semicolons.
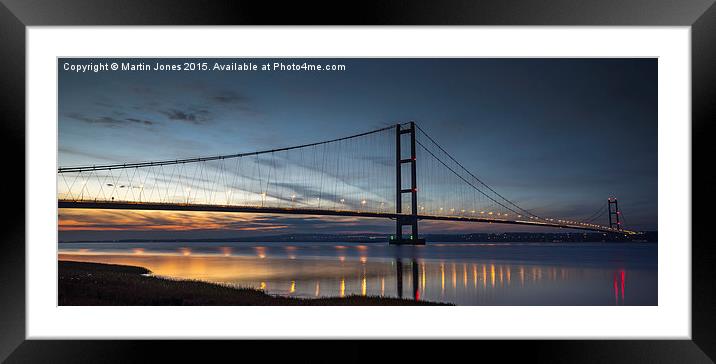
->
451;263;457;289
60;253;282;282
220;247;231;257
422;262;426;292
57;251;642;305
472;264;477;288
499;266;503;286
463;263;468;288
490;264;495;287
532;267;541;282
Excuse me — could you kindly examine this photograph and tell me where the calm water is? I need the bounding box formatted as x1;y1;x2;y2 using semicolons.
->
58;241;657;305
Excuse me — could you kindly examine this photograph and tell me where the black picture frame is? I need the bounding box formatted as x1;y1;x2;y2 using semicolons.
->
1;0;714;362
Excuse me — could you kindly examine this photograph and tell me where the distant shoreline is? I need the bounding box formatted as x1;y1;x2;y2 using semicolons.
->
58;261;448;306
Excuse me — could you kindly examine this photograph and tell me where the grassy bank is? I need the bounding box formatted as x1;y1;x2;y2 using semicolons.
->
59;261;448;306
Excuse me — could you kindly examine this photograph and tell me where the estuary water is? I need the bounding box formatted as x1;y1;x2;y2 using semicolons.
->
58;241;657;305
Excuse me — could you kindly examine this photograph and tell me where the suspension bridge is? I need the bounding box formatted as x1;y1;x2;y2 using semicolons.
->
58;122;636;244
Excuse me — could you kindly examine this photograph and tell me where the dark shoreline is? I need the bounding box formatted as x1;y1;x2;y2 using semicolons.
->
58;261;448;306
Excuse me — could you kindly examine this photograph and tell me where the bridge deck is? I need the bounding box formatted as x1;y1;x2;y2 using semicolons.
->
58;200;634;234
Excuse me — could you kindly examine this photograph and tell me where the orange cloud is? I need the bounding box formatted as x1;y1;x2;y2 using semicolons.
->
57;208;533;235
58;209;289;232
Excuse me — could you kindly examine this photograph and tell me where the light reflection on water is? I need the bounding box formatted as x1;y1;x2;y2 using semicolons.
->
58;241;657;305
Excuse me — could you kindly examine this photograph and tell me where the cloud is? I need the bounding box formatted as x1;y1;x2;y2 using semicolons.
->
125;118;155;126
160;108;211;124
57;209;391;235
211;90;249;104
204;89;262;117
361;155;393;167
59;146;119;162
57;209;574;242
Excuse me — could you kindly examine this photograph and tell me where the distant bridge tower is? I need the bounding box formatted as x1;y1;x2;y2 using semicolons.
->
390;122;426;245
608;197;622;230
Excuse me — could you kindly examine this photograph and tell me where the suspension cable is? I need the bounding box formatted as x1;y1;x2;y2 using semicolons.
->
414;124;542;219
581;203;608;223
415;139;523;217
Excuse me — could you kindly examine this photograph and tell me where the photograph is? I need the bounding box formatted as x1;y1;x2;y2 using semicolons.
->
56;57;658;307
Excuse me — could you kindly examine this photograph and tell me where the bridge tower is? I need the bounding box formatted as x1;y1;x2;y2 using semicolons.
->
608;197;622;230
390;122;426;245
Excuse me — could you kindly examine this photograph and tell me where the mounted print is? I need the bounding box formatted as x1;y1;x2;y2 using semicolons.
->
2;0;710;357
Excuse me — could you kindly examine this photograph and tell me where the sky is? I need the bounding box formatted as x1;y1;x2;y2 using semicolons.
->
58;58;657;241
